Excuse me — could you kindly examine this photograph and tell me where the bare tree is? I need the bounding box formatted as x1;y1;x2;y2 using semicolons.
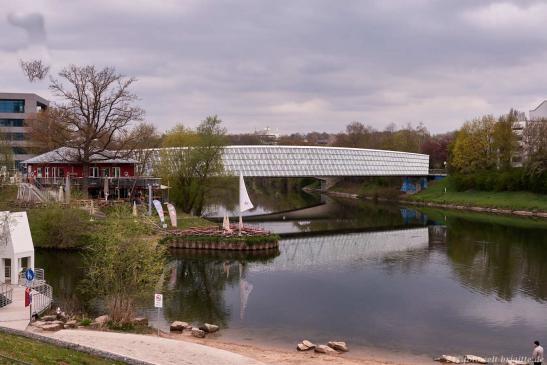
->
125;122;161;176
48;65;144;196
20;59;50;82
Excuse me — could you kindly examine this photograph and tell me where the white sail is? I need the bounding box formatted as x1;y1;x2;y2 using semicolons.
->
239;173;254;212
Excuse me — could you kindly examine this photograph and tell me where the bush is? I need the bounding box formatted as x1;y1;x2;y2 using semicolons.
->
451;168;542;193
27;207;95;248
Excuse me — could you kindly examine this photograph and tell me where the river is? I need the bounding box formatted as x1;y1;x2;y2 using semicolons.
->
36;191;547;358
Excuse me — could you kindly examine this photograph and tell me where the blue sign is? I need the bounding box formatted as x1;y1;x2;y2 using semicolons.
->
25;268;35;282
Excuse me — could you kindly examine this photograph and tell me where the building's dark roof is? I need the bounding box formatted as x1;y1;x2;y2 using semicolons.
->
23;147;138;164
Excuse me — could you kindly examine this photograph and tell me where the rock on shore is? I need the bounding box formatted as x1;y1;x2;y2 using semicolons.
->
191;327;206;338
314;345;338;355
170;321;189;332
296;340;316;351
327;341;348;352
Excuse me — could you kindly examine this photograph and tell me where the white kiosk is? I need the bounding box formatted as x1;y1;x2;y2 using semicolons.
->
0;211;34;284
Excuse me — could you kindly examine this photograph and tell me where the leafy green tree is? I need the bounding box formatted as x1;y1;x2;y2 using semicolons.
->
493;110;518;170
158;116;227;215
80;214;165;324
450;115;497;173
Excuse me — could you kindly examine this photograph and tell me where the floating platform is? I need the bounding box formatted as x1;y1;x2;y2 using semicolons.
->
162;225;279;251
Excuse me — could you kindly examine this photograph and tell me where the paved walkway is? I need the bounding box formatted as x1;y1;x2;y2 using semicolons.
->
0;286;30;330
44;330;267;365
0;285;51;330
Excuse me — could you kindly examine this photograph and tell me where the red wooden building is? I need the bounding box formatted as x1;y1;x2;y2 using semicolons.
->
23;147;161;198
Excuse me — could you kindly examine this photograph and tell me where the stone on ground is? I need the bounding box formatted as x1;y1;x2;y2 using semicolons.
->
314;345;338;355
435;355;461;363
464;355;487;364
296;340;316;351
327;341;348;352
191;327;206;338
132;317;148;326
64;320;77;329
41;323;64;331
94;315;110;326
200;323;219;333
41;315;56;322
170;321;189;332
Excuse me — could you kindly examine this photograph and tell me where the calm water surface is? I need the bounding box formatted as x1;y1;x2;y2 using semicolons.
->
36;195;547;357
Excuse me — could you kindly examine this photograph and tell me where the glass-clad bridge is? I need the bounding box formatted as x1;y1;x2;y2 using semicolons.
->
141;145;430;177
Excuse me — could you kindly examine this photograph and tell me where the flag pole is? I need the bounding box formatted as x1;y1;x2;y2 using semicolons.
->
239;173;242;235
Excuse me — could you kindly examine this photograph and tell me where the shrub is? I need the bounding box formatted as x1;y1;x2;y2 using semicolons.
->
27;207;95;248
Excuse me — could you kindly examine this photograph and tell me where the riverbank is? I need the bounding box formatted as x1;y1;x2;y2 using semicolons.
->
324;178;547;218
37;327;432;365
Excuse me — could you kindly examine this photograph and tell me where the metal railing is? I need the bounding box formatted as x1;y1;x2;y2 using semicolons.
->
17;268;53;316
32;176;162;188
30;283;53;316
0;283;13;308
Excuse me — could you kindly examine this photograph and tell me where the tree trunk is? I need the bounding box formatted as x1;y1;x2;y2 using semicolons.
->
82;162;89;199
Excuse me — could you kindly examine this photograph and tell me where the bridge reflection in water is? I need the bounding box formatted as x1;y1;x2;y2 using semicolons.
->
249;227;433;273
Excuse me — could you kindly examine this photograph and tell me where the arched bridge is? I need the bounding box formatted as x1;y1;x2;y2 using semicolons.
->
141;145;429;177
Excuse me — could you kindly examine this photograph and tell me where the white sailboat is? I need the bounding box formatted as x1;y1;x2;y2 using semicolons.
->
238;173;254;233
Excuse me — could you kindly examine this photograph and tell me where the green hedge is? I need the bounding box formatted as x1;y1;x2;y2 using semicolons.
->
451;169;547;194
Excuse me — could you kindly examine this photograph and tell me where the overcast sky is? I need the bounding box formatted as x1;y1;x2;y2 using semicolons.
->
2;0;547;134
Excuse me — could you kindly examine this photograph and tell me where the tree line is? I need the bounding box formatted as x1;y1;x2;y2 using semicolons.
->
449;111;547;193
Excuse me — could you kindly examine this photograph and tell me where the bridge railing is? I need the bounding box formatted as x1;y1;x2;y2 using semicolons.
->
429;169;447;175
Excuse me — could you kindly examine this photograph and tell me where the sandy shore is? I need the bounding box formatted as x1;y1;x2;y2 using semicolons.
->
162;331;434;365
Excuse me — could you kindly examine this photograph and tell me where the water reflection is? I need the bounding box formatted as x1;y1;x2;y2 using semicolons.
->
35;199;547;356
163;250;279;327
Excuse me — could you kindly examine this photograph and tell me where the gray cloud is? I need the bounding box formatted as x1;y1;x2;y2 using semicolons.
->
7;12;46;45
2;0;547;133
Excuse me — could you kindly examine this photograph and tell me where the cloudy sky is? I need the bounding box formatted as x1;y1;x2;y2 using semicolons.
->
2;0;547;134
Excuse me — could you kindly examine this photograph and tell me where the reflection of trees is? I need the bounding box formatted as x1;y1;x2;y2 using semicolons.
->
445;218;547;301
303;199;425;232
205;178;320;215
164;249;279;326
35;249;85;313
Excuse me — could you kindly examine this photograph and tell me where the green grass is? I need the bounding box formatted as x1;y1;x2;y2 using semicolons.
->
176;214;215;229
0;332;124;365
411;178;547;212
417;206;547;230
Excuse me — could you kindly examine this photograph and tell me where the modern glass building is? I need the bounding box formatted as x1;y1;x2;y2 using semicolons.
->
143;145;430;177
0;92;49;170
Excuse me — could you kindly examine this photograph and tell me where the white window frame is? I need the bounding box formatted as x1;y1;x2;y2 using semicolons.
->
89;167;99;177
113;167;121;178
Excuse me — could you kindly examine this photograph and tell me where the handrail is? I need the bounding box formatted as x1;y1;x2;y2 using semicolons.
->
0;283;13;308
30;283;53;316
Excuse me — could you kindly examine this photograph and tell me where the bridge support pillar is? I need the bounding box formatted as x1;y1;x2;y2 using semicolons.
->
316;177;340;191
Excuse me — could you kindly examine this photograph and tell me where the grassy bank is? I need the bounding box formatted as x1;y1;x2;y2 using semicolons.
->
0;332;124;365
0;184;214;249
411;178;547;212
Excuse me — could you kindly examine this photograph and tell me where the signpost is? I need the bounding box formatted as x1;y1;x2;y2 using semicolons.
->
25;268;35;282
25;269;34;320
154;293;163;336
